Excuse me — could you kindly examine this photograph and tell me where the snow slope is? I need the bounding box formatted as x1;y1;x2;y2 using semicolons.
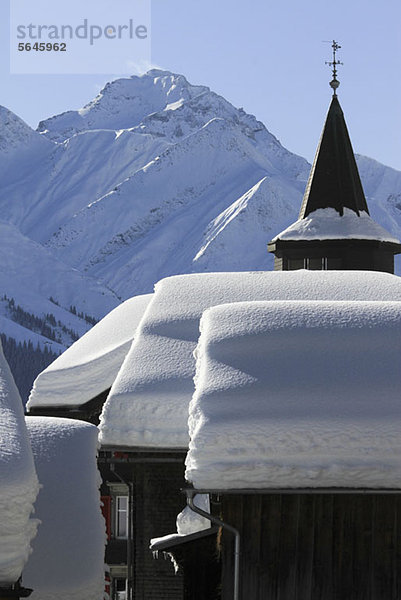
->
186;301;401;489
0;106;54;184
27;293;153;408
99;270;401;449
0;220;120;353
357;154;401;262
46;117;306;296
24;417;105;600
0;221;118;320
0;342;39;585
23;130;167;243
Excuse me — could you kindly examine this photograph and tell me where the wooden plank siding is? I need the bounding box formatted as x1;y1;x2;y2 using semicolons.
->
260;494;282;599
220;493;401;600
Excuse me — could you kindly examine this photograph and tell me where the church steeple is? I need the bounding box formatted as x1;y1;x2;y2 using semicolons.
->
268;41;401;273
299;41;368;218
298;94;369;218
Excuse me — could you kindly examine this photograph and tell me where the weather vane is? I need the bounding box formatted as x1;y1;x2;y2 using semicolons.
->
324;40;343;95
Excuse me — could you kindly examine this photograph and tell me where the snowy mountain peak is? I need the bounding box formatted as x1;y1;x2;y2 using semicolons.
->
37;70;209;142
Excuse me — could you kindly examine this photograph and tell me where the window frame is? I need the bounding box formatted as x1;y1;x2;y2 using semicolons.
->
115;495;129;539
114;577;128;600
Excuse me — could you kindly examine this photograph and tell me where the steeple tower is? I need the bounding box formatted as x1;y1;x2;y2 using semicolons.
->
268;41;401;273
298;94;369;219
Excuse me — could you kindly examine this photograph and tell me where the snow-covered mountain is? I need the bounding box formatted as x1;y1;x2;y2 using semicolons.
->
0;69;400;398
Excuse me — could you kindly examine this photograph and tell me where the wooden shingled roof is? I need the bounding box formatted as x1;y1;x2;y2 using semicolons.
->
298;95;369;218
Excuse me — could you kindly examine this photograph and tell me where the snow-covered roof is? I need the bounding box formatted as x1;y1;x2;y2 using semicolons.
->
23;417;105;600
186;300;401;489
27;293;153;409
99;271;401;449
0;341;39;585
272;208;401;243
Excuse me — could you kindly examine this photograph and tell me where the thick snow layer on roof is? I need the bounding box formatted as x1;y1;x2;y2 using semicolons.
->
0;341;39;585
273;208;401;243
186;300;401;489
24;417;105;600
27;293;153;409
99;271;401;449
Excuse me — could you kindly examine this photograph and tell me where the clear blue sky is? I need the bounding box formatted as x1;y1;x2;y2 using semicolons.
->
1;0;400;170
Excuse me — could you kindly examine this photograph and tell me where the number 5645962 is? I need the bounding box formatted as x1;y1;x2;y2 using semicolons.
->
18;42;67;51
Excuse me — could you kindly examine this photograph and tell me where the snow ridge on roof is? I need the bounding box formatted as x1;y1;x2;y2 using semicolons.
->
186;300;401;489
99;271;401;449
27;293;153;409
24;417;105;600
272;207;401;243
0;341;39;584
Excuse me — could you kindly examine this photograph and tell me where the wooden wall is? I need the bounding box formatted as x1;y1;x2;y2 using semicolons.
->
268;238;397;274
220;493;401;600
100;453;187;600
132;459;186;600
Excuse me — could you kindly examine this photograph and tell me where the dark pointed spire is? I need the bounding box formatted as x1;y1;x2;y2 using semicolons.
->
299;41;368;218
268;40;401;274
298;94;369;218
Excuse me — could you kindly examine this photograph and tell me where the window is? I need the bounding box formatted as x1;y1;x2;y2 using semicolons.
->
287;258;304;270
306;257;323;270
288;257;343;271
325;257;342;269
114;577;127;600
116;496;128;538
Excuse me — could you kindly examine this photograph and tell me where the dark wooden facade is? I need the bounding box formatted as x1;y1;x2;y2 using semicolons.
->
0;582;32;600
219;491;401;600
268;238;400;274
151;527;221;600
99;449;187;600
